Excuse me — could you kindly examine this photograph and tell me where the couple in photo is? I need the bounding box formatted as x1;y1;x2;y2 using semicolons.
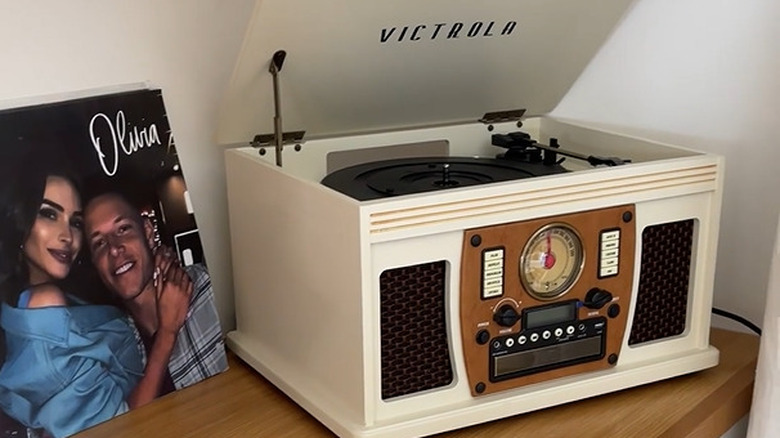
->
0;150;227;437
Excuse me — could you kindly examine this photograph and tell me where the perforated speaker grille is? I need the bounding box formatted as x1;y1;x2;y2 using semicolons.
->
379;261;453;400
629;219;694;345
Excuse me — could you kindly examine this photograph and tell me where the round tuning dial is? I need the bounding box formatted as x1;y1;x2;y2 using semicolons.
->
520;223;584;300
493;304;520;327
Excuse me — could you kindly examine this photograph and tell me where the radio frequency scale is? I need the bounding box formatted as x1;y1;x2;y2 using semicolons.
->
217;0;723;436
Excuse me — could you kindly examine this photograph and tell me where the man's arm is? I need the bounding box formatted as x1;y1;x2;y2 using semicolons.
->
127;262;192;408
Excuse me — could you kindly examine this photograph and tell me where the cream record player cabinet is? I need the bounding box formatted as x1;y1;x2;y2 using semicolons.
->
217;0;723;436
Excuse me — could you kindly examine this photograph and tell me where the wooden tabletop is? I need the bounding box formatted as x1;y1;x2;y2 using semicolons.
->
75;328;759;438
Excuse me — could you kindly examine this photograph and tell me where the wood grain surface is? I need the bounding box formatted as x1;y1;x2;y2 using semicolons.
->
75;328;759;438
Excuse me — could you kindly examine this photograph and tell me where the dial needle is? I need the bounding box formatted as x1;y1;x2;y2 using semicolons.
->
544;231;556;269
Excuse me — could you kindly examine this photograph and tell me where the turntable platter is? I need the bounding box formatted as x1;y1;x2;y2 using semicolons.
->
321;157;568;201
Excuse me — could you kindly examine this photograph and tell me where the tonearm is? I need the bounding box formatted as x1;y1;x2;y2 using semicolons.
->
492;131;631;167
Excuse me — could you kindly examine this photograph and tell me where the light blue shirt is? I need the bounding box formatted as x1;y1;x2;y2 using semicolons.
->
0;300;144;438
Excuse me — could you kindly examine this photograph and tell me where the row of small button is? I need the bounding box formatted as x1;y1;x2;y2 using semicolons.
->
497;325;580;349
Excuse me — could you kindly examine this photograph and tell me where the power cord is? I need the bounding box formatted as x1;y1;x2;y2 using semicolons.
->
712;307;762;336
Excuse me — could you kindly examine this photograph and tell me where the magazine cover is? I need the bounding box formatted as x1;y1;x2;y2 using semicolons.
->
0;88;228;437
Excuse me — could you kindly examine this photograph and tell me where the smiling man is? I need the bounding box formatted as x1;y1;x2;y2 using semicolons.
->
83;192;227;400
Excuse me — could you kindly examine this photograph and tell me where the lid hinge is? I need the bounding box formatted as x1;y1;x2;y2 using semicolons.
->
251;130;306;148
479;109;526;125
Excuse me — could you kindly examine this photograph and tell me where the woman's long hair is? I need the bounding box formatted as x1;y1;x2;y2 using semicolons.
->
0;153;83;305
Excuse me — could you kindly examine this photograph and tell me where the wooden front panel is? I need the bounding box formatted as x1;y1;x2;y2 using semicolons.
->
460;205;636;396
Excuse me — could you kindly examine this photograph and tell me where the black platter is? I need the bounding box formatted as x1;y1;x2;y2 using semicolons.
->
321;156;568;201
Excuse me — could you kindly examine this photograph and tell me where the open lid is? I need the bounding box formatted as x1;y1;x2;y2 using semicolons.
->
216;0;635;145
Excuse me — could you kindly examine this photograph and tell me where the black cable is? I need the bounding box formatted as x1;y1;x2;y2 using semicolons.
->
712;307;762;336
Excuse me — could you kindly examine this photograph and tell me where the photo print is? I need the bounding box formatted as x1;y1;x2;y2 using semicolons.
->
0;88;227;437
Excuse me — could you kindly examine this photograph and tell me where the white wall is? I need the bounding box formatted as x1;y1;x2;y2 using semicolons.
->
553;0;780;333
0;0;256;330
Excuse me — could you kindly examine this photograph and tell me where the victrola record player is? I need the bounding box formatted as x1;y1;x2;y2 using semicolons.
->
217;0;723;436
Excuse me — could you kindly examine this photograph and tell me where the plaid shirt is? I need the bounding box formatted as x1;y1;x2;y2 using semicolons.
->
168;263;228;389
134;263;229;389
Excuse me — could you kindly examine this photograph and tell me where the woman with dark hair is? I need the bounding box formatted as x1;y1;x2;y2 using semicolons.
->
0;155;187;438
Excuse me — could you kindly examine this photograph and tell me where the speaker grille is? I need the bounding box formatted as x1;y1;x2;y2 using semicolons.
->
380;261;453;400
629;220;694;345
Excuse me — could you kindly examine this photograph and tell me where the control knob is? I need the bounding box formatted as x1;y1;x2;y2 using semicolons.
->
493;305;520;327
584;288;613;309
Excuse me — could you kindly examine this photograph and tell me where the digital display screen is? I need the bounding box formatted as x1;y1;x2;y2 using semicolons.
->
493;336;602;378
524;301;576;330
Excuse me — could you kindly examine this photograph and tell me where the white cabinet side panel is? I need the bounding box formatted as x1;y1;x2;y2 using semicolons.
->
225;149;366;427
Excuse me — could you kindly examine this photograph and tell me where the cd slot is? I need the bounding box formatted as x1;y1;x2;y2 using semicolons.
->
491;334;605;381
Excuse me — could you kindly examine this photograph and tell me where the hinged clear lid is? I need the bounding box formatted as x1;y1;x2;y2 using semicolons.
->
216;0;635;144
